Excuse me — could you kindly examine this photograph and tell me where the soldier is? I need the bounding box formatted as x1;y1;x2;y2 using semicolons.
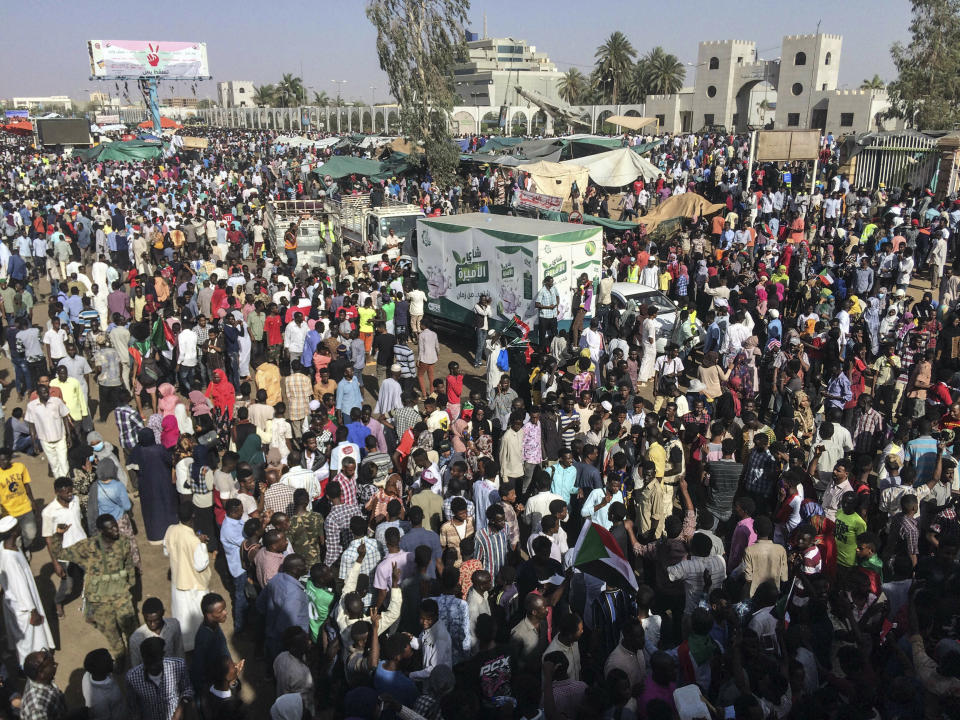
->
50;513;137;660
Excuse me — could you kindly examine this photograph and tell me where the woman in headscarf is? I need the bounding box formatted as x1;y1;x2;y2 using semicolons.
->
793;391;815;448
731;335;761;397
160;414;180;450
188;380;213;418
697;351;730;404
205;368;236;420
237;432;266;468
130;427;177;543
159;381;195;436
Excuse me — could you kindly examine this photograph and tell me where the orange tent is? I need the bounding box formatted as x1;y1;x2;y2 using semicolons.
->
137;116;182;130
2;121;33;136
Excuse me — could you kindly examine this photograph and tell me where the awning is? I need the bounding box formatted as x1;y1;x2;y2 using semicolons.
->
315;155;384;179
603;115;659;131
638;192;726;233
2;121;33;136
563;148;660;186
516;160;589;211
137;116;182;130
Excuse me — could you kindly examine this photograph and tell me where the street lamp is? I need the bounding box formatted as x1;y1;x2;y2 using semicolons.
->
331;80;347;133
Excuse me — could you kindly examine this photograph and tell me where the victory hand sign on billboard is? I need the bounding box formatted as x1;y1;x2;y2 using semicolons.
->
88;40;210;79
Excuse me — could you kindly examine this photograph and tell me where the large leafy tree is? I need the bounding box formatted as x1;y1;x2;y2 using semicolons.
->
252;84;276;107
594;31;637;104
558;68;589;105
887;0;960;129
367;0;468;187
275;73;306;108
641;47;685;96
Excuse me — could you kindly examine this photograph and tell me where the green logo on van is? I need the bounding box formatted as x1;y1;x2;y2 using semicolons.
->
456;261;489;285
584;240;596;256
542;258;567;278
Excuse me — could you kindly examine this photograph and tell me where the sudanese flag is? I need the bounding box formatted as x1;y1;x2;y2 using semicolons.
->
572;521;638;592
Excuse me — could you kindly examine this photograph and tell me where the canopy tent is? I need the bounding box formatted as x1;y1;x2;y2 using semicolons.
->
638;192;726;233
75;139;164;163
631;139;664;155
2;121;33;136
137;116;182;130
315;155;384;179
357;135;396;149
540;210;640;231
563;148;660;187
516;160;589;211
602;115;659;132
274;135;340;149
91;123;126;133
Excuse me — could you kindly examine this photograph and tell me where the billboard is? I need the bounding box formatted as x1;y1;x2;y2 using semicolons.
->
755;130;821;161
5;110;28;119
36;119;92;147
88;40;210;79
95;114;121;124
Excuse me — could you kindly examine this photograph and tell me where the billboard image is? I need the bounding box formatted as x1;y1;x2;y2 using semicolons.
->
88;40;210;79
5;110;29;119
36;119;92;147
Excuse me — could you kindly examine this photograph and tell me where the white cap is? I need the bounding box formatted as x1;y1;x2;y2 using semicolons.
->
308;399;321;411
0;516;16;533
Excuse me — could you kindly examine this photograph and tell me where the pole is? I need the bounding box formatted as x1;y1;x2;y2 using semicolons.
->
746;130;757;190
147;77;161;135
810;156;818;194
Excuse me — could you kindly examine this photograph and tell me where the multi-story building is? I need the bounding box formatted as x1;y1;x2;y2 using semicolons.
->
11;95;73;112
451;33;564;107
645;34;895;135
217;81;256;108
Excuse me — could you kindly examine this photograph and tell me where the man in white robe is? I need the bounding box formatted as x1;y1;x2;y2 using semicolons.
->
0;516;53;664
162;505;211;652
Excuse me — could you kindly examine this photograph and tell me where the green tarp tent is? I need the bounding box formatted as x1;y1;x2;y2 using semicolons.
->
541;211;639;230
77;139;164;163
315;155;384;179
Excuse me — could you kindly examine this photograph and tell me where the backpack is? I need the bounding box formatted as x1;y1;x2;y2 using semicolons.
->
496;349;510;372
137;355;161;387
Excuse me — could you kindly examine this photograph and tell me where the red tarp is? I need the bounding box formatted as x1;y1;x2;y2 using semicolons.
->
2;121;33;136
137;116;182;129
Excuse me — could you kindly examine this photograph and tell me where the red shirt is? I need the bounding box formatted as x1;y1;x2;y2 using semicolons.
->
446;374;464;404
264;315;283;345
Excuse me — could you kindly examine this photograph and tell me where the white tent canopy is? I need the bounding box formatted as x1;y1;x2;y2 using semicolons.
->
274;135;340;149
563;147;660;187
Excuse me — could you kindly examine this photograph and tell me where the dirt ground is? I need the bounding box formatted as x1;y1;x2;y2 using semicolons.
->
0;285;490;715
1;267;935;714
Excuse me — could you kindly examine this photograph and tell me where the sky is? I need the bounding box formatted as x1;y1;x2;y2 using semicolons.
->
1;0;911;103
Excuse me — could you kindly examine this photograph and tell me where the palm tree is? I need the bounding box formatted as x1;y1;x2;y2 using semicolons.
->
640;47;685;96
275;73;306;107
594;31;637;104
860;74;885;91
312;90;330;107
756;98;773;125
252;84;276;107
558;68;588;105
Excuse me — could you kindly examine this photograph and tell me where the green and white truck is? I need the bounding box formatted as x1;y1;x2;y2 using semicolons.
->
412;213;603;331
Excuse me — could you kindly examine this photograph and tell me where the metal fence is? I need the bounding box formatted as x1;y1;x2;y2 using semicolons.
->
851;132;939;191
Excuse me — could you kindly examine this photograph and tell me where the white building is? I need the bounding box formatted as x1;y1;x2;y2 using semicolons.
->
645;34;893;135
11;95;73;112
452;34;564;107
217;81;256;108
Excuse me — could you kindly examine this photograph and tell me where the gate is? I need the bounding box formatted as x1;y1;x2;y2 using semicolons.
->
851;131;939;191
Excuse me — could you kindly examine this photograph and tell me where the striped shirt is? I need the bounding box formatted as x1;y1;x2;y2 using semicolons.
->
324;502;362;565
666;553;726;613
475;526;509;578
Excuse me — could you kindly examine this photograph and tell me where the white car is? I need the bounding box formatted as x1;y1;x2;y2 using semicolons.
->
609;282;701;353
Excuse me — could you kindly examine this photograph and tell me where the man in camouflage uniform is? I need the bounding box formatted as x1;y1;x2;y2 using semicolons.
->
51;513;136;658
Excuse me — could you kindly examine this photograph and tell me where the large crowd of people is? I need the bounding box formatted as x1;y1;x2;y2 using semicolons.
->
0;122;958;720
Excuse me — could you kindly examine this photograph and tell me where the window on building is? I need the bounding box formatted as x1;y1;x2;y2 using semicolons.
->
825;52;832;65
840;112;855;127
655;114;665;127
496;45;523;54
707;85;717;98
737;56;743;64
794;51;807;66
822;84;827;91
704;113;715;126
787;113;800;127
709;57;719;70
792;83;803;96
238;87;245;93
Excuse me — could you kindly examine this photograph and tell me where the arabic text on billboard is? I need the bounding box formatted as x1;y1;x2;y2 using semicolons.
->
88;40;210;79
516;190;563;212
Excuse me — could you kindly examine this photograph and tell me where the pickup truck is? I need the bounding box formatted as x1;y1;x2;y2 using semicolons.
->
324;195;423;257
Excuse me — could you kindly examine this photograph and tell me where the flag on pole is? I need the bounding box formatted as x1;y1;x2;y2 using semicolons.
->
512;315;531;339
572;520;638;592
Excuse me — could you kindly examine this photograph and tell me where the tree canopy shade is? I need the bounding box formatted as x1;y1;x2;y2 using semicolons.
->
366;0;468;187
887;0;960;130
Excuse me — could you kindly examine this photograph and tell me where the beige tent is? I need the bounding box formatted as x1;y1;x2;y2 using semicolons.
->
517;160;589;211
639;192;726;233
563;148;660;186
603;115;659;132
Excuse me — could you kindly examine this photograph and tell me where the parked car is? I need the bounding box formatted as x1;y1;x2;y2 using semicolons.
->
609;282;702;353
